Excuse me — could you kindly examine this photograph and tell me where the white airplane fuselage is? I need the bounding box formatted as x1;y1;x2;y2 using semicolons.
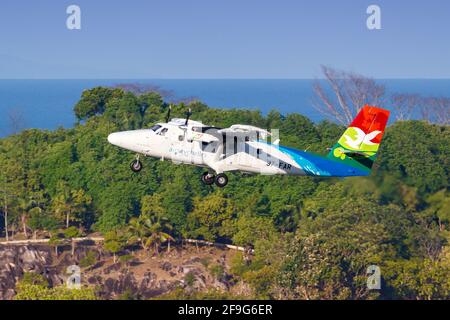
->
107;121;304;176
108;105;390;186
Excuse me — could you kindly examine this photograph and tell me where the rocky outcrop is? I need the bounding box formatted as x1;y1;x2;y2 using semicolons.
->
0;245;56;300
94;271;181;299
0;245;233;300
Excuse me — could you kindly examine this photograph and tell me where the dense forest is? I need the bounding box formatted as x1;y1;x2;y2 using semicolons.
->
0;85;449;300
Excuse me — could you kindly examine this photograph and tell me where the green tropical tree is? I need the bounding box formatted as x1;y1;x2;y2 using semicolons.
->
104;229;127;263
127;213;174;255
52;186;91;229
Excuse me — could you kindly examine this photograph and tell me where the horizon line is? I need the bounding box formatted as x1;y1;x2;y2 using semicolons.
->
1;78;450;81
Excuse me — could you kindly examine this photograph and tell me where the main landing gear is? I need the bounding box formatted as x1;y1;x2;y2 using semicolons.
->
130;155;143;173
201;172;228;188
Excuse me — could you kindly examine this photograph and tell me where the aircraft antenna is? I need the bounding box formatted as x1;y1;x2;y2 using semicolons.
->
185;108;192;126
165;105;172;123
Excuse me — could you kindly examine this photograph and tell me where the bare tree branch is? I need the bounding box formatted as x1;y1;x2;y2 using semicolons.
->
312;66;386;125
422;97;450;125
7;107;26;135
391;93;421;121
113;83;175;99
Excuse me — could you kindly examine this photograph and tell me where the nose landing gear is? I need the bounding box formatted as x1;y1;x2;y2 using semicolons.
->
130;155;143;172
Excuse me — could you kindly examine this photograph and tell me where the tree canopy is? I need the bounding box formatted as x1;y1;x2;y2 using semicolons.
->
1;86;448;300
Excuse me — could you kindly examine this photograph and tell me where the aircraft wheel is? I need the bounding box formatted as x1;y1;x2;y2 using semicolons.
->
130;159;143;172
215;173;228;188
201;172;215;185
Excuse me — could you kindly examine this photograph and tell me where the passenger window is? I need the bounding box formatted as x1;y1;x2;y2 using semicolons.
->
257;148;262;159
202;141;217;153
159;128;169;136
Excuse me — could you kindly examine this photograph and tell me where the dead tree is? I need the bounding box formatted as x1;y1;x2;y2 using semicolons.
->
113;83;174;99
7;107;26;135
427;97;450;125
312;65;386;125
391;93;421;121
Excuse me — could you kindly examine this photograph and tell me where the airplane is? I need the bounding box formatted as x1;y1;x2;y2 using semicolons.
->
107;105;390;187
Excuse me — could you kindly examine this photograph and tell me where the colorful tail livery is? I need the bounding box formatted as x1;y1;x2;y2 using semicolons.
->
268;105;390;177
327;105;390;174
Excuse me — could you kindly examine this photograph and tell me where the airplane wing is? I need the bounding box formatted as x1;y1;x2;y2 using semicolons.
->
217;124;271;140
186;124;272;146
189;131;220;143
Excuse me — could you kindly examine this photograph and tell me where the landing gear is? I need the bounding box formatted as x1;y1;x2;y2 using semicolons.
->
201;172;215;185
215;173;228;188
130;159;143;172
201;172;228;187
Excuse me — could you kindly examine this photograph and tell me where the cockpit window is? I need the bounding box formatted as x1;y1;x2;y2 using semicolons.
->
150;125;162;132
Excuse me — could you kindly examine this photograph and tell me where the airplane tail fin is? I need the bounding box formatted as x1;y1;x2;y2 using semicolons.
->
327;105;390;173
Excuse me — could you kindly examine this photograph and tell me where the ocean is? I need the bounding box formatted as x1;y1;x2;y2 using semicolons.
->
0;79;449;137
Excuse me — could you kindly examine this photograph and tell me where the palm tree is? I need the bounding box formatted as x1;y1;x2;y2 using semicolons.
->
52;194;72;229
126;216;151;250
143;214;174;255
126;213;174;255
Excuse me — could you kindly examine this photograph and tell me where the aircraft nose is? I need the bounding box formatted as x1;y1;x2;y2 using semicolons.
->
108;130;145;152
107;132;122;146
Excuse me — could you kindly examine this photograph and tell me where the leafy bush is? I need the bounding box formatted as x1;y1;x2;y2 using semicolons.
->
209;264;225;281
184;272;196;287
79;251;97;268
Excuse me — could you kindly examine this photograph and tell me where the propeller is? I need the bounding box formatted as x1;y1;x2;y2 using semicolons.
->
165;105;172;123
185;108;192;126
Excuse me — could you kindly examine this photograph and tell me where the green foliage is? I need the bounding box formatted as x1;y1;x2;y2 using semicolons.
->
229;252;250;277
243;266;277;299
117;289;138;300
232;213;277;247
126;208;174;255
161;171;192;230
184;272;196;287
15;273;96;300
48;233;67;246
186;192;236;242
28;210;60;233
74;87;124;121
14;284;97;300
155;287;249;300
103;229;127;262
96;184;136;232
21;272;48;288
383;247;450;300
378;121;449;194
64;226;81;238
426;190;450;229
199;257;211;268
119;254;134;264
209;264;226;281
275;233;381;299
79;251;97;268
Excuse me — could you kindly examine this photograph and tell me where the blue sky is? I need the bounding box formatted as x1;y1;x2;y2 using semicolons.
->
0;0;449;79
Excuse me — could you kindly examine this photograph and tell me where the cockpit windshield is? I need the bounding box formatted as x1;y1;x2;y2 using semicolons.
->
149;124;162;132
